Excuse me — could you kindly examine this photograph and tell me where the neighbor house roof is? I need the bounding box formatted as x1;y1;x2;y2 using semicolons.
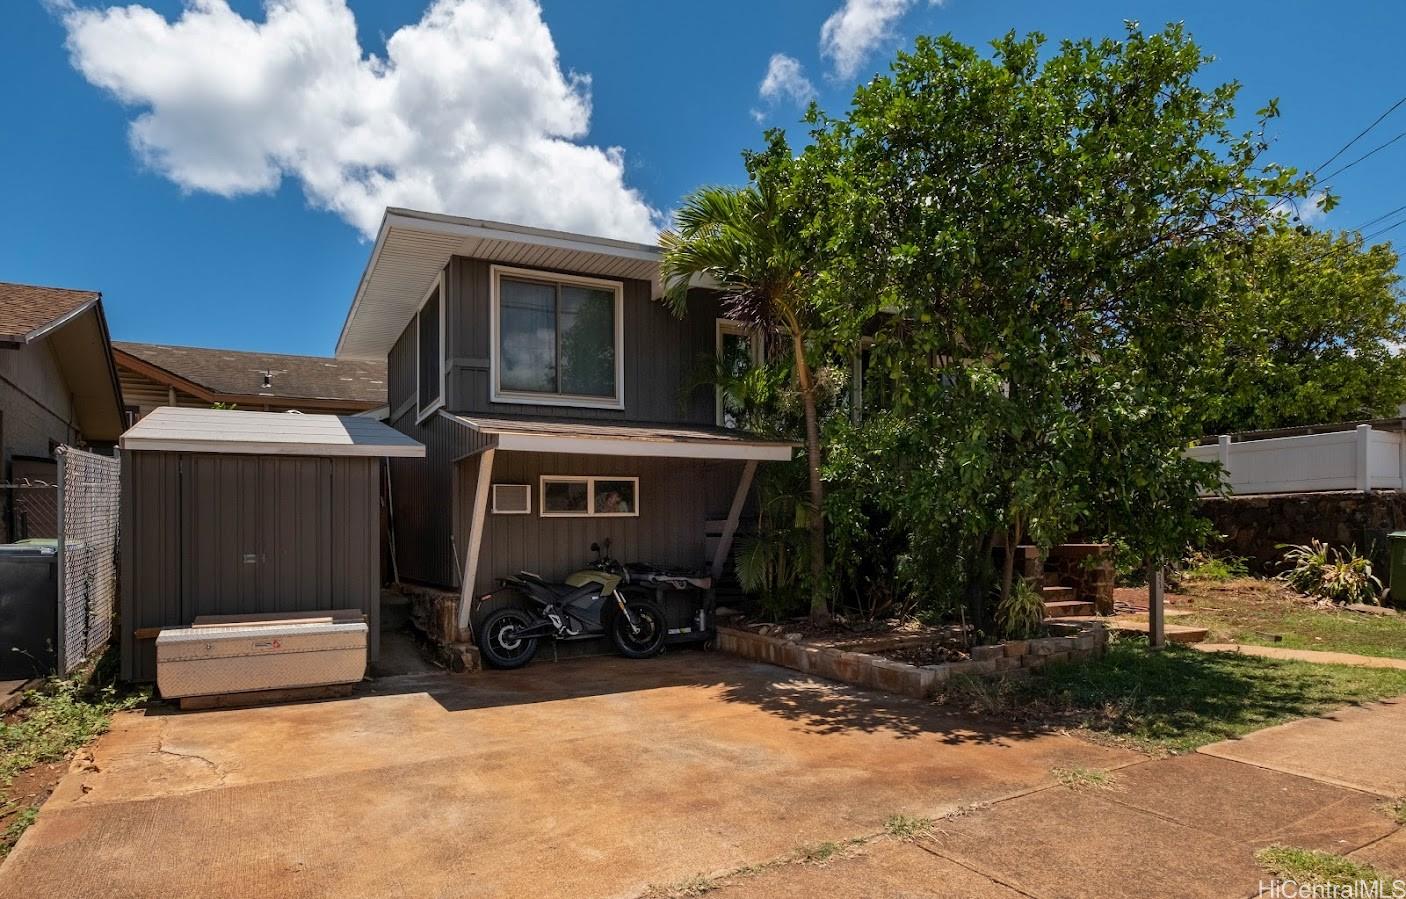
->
0;281;101;345
445;412;796;461
120;407;424;457
114;341;386;408
335;208;665;361
0;280;124;441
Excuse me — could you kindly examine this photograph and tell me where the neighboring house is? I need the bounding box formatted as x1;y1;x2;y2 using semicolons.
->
0;281;124;542
335;208;794;631
113;341;387;422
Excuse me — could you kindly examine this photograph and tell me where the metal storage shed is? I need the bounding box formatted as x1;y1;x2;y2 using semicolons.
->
119;407;425;682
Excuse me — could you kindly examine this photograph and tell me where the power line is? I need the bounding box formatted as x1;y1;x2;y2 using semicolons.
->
1361;214;1406;244
1316;127;1406;184
1351;202;1406;232
1310;95;1406;176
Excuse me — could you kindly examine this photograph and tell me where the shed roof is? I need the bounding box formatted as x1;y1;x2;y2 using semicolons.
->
120;407;425;457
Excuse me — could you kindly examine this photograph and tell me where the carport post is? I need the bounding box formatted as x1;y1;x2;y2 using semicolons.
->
712;460;757;581
457;448;496;633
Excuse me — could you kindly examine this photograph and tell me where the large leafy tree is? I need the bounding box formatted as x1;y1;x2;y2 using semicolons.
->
660;143;834;623
1202;227;1406;434
796;24;1305;616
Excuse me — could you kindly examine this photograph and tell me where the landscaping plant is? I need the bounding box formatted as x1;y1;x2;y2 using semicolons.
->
995;578;1045;641
1279;540;1382;605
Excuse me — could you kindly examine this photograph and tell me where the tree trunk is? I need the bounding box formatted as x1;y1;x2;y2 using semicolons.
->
794;331;828;625
999;514;1025;611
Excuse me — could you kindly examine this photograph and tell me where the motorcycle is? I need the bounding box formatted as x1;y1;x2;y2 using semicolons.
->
475;541;667;669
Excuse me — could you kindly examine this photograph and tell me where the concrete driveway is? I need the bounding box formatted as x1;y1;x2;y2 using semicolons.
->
0;652;1136;898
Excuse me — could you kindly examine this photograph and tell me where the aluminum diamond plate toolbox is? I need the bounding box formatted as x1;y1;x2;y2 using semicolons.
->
156;620;367;699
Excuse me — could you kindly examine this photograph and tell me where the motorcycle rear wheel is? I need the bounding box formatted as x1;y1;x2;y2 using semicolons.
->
611;600;666;659
479;608;540;669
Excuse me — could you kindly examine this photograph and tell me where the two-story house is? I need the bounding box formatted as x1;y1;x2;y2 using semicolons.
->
334;208;794;634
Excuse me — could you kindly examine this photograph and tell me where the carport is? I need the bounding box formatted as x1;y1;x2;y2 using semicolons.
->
118;407;424;681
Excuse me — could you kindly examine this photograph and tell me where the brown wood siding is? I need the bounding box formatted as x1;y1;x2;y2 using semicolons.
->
455;451;745;603
120;450;381;682
443;257;718;425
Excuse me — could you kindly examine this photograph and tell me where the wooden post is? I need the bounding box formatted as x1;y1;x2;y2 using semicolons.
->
1356;424;1372;493
1147;562;1165;650
456;448;496;633
712;460;758;581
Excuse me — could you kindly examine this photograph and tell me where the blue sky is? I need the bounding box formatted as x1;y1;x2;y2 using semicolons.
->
2;0;1403;356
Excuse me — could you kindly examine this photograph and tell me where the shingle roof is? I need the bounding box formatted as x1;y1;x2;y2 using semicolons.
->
114;341;387;405
0;281;100;342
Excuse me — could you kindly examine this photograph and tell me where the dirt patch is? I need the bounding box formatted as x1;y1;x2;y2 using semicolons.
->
1;759;66;855
877;643;970;666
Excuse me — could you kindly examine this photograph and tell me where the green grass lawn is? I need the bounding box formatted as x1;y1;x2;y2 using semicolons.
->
1172;578;1406;661
946;638;1406;754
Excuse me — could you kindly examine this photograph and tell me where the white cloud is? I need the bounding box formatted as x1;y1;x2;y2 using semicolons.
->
1269;191;1331;226
759;53;815;106
55;0;662;241
820;0;942;80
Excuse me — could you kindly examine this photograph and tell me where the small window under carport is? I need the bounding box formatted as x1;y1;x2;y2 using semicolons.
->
117;407;425;682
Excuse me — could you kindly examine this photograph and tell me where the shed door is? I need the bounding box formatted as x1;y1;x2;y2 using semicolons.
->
182;455;334;618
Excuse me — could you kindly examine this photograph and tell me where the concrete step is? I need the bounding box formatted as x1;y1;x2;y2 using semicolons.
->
1040;585;1076;601
1043;615;1209;644
1043;599;1097;617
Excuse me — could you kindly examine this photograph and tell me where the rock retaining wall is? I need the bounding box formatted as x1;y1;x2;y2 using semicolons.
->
1200;490;1406;575
716;626;1107;701
393;583;481;672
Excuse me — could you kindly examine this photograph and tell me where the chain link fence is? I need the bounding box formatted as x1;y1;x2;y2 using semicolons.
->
56;446;121;673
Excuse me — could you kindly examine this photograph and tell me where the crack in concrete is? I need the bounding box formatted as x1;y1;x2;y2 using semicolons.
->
155;721;229;786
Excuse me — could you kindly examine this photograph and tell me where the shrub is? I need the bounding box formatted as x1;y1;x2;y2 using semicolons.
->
1180;550;1249;582
1279;540;1382;605
996;578;1046;640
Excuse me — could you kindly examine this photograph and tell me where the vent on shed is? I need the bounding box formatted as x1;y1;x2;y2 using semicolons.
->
491;484;531;515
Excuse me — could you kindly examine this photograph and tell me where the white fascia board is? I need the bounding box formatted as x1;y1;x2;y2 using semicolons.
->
120;436;425;457
386;209;662;262
491;431;794;461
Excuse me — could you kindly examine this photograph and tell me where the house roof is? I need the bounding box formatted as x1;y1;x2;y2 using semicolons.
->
0;280;124;441
0;281;101;345
446;412;796;461
114;341;386;407
335;208;664;361
120;407;425;457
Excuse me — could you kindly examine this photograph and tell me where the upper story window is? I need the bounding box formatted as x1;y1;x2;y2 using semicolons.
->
716;319;761;428
416;274;445;420
491;265;624;410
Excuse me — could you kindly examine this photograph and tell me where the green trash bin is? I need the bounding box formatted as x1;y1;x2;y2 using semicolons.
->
1388;532;1406;606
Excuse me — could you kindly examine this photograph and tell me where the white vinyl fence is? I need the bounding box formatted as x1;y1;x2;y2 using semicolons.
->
1189;424;1405;495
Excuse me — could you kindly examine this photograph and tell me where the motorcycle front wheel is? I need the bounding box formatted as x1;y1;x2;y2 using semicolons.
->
478;608;540;669
611;600;666;659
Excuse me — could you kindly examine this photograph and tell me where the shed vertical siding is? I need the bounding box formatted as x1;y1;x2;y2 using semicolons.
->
120;450;381;682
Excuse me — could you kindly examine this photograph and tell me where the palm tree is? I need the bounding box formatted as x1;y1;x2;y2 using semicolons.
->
659;183;830;624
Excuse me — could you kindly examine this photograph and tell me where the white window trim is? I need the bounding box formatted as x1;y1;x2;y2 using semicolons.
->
538;475;640;518
490;483;532;515
414;272;447;424
489;264;625;410
715;319;762;428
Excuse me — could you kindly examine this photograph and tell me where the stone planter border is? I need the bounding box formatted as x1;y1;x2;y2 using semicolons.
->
716;625;1107;701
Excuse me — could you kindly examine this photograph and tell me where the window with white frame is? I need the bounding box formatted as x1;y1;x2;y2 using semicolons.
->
539;476;639;517
716;319;760;428
416;275;445;420
492;266;624;409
